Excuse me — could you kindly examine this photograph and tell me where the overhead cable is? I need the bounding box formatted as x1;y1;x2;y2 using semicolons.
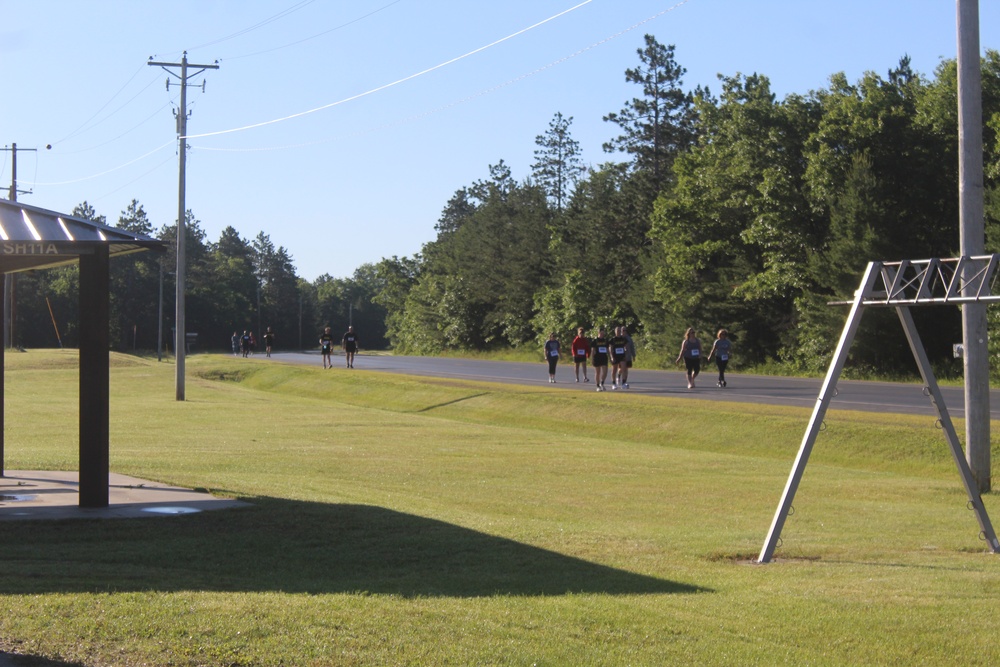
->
183;0;595;140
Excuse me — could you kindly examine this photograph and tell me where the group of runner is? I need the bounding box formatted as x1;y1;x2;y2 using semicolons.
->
319;326;359;369
676;327;732;389
544;326;734;391
232;327;275;358
544;326;636;391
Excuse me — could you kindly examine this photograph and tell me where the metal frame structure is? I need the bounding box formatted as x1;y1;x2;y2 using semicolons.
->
759;255;1000;563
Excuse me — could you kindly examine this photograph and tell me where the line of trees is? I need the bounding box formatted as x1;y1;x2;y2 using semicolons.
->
9;35;1000;377
10;199;388;355
373;36;1000;376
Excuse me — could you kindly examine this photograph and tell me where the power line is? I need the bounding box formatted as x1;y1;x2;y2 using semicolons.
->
187;0;319;51
31;0;693;190
219;0;406;62
55;97;177;156
26;140;176;186
191;0;695;153
50;63;152;147
184;0;596;140
89;153;177;204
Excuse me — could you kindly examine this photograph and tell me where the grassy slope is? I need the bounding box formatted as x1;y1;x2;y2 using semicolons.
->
0;350;997;666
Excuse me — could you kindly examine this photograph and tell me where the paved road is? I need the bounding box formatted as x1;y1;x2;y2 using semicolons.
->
270;351;1000;419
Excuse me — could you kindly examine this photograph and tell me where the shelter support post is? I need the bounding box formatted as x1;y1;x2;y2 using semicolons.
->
895;305;1000;552
758;263;882;563
79;246;110;508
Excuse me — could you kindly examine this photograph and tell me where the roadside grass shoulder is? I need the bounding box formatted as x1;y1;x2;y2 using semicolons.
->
205;355;971;481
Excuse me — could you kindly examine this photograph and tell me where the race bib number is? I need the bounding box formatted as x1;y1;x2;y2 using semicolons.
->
690;349;700;357
597;346;607;354
720;354;728;361
550;350;559;357
615;347;625;355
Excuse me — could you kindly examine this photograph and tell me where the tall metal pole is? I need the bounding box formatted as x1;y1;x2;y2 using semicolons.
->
148;53;218;401
175;54;189;400
157;259;164;363
3;144;38;350
957;0;990;492
174;51;187;401
7;143;16;201
3;144;14;352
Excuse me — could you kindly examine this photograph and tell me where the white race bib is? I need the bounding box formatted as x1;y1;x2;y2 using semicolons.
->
550;350;559;357
690;348;700;357
720;354;728;361
598;346;607;354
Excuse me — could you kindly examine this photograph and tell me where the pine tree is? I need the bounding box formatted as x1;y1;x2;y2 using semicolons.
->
531;112;586;212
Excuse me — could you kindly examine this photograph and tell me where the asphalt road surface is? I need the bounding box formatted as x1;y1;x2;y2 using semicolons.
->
270;351;1000;420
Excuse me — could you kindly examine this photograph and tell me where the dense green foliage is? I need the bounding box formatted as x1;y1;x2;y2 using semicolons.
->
10;203;388;354
9;36;1000;376
378;40;1000;377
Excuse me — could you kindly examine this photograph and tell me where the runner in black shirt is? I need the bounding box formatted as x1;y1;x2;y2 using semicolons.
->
263;327;275;358
609;326;629;390
319;327;335;369
590;328;610;392
342;326;358;368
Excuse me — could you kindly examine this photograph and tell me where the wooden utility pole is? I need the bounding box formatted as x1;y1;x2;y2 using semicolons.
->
2;143;36;351
148;53;218;401
957;0;990;492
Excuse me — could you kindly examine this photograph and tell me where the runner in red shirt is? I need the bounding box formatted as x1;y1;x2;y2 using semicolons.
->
571;327;591;383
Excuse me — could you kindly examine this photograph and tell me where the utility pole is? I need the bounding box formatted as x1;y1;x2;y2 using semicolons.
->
148;52;218;401
957;0;990;492
2;143;37;350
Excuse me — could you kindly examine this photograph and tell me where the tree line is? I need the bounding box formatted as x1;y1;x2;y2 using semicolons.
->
9;35;1000;377
374;36;1000;376
9;200;389;356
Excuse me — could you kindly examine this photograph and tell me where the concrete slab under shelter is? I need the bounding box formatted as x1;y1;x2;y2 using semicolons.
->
0;471;249;521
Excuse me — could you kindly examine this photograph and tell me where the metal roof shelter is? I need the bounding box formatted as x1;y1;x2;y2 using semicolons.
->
0;198;165;507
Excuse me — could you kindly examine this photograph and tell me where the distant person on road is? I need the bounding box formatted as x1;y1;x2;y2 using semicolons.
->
263;327;275;358
240;330;252;358
591;327;610;392
320;326;335;369
706;328;732;388
231;332;240;357
571;327;590;383
619;326;636;389
342;326;358;368
609;326;629;390
675;327;702;389
543;332;561;383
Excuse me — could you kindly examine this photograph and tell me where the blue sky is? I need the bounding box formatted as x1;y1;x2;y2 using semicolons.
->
2;0;999;282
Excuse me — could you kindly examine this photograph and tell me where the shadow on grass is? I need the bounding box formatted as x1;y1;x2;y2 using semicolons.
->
0;497;705;597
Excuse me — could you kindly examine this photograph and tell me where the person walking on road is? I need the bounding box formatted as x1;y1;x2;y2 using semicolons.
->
591;328;610;391
619;326;636;389
571;327;590;383
263;327;275;358
320;326;335;369
240;330;252;358
342;326;358;368
675;327;702;389
706;328;732;388
609;326;628;390
544;332;561;383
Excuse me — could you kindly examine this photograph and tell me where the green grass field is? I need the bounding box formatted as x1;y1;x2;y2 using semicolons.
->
0;349;998;666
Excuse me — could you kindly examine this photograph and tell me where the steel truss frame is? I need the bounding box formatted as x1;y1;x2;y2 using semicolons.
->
759;256;1000;563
